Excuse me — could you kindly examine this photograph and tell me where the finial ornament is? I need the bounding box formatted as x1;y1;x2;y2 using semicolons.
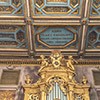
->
25;74;32;84
50;51;63;68
82;76;88;84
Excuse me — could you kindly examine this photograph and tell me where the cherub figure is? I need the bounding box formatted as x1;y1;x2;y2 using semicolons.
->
66;56;78;71
40;55;48;66
38;55;48;72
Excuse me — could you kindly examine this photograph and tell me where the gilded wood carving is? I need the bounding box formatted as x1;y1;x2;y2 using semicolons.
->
23;51;90;100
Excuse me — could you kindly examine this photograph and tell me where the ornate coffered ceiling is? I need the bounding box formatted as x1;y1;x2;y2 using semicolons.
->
0;0;99;58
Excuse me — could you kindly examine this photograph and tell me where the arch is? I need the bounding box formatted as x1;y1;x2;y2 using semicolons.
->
46;75;68;84
46;77;68;100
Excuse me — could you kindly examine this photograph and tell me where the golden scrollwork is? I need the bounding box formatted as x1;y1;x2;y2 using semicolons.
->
28;94;33;100
0;90;15;100
28;94;39;100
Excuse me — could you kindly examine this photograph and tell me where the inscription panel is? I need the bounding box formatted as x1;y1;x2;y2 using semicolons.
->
39;27;75;46
34;26;79;50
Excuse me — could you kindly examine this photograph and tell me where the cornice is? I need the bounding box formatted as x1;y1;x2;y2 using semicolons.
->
0;59;99;66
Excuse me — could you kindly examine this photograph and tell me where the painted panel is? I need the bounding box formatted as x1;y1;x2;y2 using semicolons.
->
34;26;79;50
32;0;81;16
0;0;24;16
0;25;28;48
86;26;100;49
93;71;100;85
0;70;20;85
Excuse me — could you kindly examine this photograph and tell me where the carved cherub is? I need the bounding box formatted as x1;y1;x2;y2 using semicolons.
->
66;56;78;71
38;55;48;72
40;55;48;66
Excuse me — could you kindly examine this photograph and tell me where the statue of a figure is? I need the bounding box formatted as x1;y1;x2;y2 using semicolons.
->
40;55;48;66
38;55;48;72
25;74;32;84
82;76;88;84
66;56;78;71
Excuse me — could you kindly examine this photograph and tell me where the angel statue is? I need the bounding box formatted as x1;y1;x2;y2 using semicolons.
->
66;56;78;71
38;55;48;72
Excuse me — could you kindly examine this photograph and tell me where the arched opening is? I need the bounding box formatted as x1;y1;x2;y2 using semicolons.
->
47;77;67;100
